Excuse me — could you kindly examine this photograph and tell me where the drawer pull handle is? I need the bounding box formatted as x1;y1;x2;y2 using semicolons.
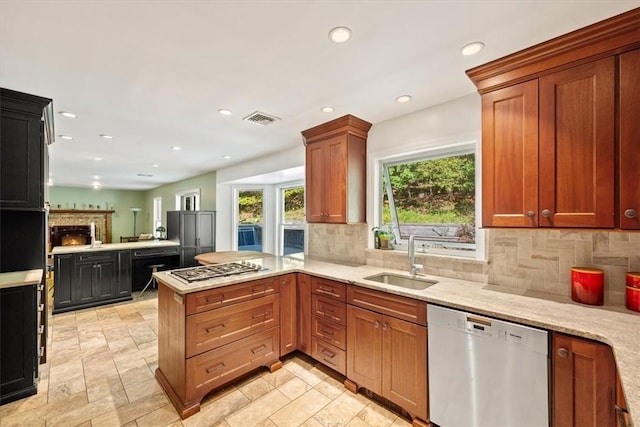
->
38;304;44;312
251;344;267;354
320;329;334;336
206;295;224;304
252;312;269;319
206;362;225;374
322;357;336;366
321;348;336;358
205;324;226;334
252;287;265;294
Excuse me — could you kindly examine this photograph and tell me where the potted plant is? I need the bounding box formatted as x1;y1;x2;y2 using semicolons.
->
372;225;394;250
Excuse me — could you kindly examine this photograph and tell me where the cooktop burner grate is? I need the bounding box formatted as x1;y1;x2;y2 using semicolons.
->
170;261;263;283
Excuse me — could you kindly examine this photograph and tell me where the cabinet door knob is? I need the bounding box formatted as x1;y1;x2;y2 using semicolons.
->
557;348;569;358
624;209;637;219
373;321;380;328
526;210;535;218
541;209;552;218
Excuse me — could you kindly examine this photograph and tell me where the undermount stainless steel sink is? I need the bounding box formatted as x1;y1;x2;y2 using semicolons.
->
363;273;438;290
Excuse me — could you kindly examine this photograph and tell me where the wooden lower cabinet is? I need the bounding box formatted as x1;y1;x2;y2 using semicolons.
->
553;332;616;427
156;279;282;419
346;290;428;423
278;274;297;355
297;273;312;354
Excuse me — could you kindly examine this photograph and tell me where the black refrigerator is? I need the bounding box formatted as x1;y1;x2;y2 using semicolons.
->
167;210;216;267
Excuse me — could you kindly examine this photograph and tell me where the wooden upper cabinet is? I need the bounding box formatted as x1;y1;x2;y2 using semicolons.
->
481;80;539;227
468;8;640;229
539;57;615;228
302;115;372;224
619;48;640;230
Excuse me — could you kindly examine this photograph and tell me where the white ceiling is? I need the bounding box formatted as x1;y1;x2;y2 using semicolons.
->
1;1;637;190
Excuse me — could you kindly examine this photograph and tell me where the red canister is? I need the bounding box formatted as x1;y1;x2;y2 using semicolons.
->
571;267;604;306
626;286;640;312
626;272;640;289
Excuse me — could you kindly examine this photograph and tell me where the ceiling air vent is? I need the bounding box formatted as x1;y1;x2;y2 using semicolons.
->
243;111;280;126
137;173;153;177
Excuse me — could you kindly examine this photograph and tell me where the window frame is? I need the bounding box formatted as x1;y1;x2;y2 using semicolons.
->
376;140;481;259
275;180;305;256
233;186;265;251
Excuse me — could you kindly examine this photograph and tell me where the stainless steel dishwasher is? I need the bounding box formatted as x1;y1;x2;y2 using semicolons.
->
427;304;549;427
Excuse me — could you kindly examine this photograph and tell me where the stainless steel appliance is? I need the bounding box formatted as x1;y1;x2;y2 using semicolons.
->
427;304;549;427
170;261;263;283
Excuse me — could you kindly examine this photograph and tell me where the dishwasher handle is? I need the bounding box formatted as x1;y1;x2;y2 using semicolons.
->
467;315;492;327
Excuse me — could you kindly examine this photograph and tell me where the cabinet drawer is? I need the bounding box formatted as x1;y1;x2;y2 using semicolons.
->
76;252;115;263
311;277;346;301
347;285;427;325
186;277;279;315
186;327;279;400
311;337;345;375
186;294;280;358
312;294;346;325
311;315;346;350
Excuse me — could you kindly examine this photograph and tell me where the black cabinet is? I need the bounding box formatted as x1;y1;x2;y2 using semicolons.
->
0;88;51;210
167;211;216;267
130;246;179;291
0;285;37;405
53;250;132;314
0;88;52;405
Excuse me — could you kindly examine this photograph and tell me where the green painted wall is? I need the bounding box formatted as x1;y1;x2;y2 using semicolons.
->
142;170;217;232
49;187;147;241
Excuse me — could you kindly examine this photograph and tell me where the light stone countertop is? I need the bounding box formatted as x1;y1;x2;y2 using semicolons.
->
50;240;180;255
0;269;43;290
154;255;640;423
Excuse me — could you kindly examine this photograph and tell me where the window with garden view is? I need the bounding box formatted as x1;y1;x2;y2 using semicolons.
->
238;190;263;251
382;150;476;255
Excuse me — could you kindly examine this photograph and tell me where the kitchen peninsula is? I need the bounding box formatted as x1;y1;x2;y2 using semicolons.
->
51;240;179;313
154;255;639;426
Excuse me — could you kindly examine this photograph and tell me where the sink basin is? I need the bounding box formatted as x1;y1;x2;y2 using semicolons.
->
363;273;437;290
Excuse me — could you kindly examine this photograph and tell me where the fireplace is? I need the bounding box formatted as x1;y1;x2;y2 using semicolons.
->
50;225;92;248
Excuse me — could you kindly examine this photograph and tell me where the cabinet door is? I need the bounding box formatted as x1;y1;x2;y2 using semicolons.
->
181;212;198;247
0;102;43;209
481;80;539;227
53;254;74;309
553;333;616;427
196;211;215;251
297;273;312;355
346;305;382;393
539;57;615;228
0;285;36;403
278;274;297;355
115;250;132;297
305;142;326;223
382;316;428;420
76;262;98;303
324;135;348;223
95;259;116;300
619;49;640;230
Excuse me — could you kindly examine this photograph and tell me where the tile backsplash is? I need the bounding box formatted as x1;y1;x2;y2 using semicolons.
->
307;223;368;265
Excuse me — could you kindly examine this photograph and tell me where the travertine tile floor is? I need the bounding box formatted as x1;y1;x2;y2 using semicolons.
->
0;290;412;427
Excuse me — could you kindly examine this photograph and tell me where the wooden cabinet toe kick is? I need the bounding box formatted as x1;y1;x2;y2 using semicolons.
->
157;326;281;419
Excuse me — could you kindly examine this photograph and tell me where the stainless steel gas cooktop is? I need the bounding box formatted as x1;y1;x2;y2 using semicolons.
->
170;261;263;283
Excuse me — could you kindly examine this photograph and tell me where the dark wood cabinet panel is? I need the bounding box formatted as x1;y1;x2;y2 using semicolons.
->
302;115;371;224
481;80;539;227
619;48;640;230
553;332;616;427
116;250;132;297
0;285;37;405
167;211;216;267
539;57;615;228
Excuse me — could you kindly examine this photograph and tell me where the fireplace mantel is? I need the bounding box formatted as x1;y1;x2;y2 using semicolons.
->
49;210;116;246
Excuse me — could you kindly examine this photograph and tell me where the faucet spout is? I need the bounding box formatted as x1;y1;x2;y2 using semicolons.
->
408;234;423;275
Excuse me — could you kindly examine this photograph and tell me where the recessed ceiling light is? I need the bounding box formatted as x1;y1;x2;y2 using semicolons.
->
58;135;73;140
94;157;102;161
329;26;352;43
218;109;232;115
395;95;412;103
99;134;114;139
92;183;101;190
92;175;100;179
59;111;77;118
152;164;159;168
461;42;485;56
321;106;334;113
223;155;231;159
171;146;181;151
